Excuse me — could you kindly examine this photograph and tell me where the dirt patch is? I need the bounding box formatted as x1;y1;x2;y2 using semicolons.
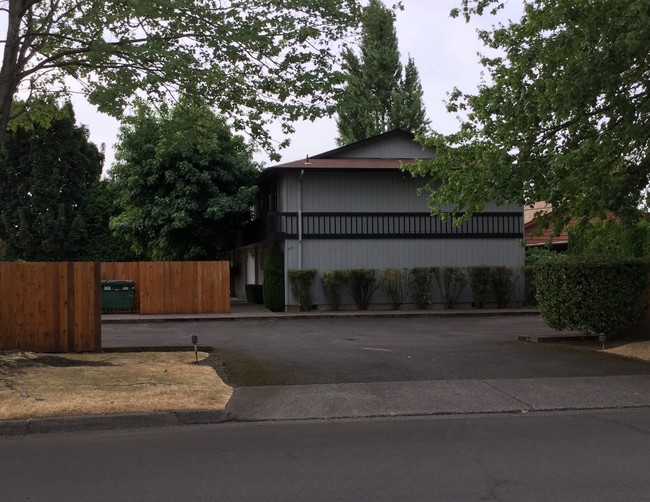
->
0;351;233;420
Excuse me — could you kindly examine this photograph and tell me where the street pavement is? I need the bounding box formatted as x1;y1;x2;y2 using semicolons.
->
3;409;650;501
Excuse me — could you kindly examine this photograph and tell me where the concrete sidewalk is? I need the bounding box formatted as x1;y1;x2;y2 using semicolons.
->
227;375;650;421
4;375;650;435
102;299;540;323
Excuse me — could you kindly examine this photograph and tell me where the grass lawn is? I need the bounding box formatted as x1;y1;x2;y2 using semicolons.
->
0;351;232;420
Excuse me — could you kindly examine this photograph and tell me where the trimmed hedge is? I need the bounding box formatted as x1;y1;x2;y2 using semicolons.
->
263;245;285;312
288;269;316;311
434;267;467;309
410;267;434;309
344;269;378;310
468;266;491;308
379;268;410;309
322;270;347;310
534;258;650;336
491;266;518;309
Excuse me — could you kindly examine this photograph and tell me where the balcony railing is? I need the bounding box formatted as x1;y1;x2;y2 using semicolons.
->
239;212;522;246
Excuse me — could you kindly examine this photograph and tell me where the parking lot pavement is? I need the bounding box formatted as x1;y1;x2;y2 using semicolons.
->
102;316;650;386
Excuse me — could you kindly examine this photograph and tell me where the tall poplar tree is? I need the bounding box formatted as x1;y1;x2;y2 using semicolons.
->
392;56;429;134
336;0;429;145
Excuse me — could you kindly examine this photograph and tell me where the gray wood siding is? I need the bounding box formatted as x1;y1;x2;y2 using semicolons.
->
284;238;525;307
282;172;432;212
329;135;436;159
280;172;521;214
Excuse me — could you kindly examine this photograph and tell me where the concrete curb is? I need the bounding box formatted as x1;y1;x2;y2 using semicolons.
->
102;309;541;324
518;334;596;343
0;409;231;436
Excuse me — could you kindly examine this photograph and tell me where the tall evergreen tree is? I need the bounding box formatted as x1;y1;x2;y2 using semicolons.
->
0;101;104;261
392;57;430;134
336;0;428;145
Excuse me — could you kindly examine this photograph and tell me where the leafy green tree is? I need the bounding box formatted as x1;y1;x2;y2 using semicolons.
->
336;0;428;144
0;101;104;261
110;100;259;260
0;0;360;156
408;0;650;229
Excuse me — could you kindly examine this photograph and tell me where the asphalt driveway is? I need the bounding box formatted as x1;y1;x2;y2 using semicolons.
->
101;316;650;386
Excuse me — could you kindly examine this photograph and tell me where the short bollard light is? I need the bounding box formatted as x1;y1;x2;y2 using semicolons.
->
191;333;199;363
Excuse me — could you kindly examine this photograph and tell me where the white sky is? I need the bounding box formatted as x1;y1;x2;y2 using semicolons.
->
68;0;524;172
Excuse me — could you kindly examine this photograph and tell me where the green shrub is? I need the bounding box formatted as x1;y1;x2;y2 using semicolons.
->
379;268;410;309
524;248;565;306
263;245;284;312
345;269;378;310
245;284;264;304
525;246;565;265
322;270;347;310
288;269;316;312
467;266;491;308
534;257;650;336
568;219;650;258
490;266;519;308
523;266;537;306
434;267;468;309
410;267;434;309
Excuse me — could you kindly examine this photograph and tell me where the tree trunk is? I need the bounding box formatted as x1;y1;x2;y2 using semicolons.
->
0;0;28;147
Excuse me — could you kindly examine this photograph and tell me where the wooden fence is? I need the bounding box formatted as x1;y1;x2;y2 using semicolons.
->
101;261;230;314
0;262;101;353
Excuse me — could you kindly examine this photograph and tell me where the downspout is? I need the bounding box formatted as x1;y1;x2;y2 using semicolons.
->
298;169;305;270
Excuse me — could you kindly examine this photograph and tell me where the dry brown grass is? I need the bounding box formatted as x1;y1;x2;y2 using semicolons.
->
605;340;650;363
0;351;232;420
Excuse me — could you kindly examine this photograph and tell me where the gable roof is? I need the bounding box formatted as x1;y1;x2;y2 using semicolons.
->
311;129;417;159
264;129;434;175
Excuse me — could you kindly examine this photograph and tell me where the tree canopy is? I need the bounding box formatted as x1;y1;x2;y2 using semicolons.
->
0;100;105;260
110;100;259;261
336;0;429;145
407;0;650;229
0;0;360;157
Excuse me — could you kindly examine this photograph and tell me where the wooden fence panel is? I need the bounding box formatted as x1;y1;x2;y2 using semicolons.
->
0;262;101;353
101;261;230;314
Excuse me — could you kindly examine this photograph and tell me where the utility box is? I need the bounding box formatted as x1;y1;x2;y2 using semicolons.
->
101;280;136;312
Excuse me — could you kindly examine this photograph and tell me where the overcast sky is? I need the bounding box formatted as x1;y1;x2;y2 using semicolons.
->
69;0;524;173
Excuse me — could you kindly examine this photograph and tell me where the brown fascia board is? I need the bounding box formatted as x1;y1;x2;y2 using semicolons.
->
259;158;421;179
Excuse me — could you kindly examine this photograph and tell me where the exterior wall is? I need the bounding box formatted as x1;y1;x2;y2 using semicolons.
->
325;134;437;159
279;172;520;214
284;238;526;308
281;172;428;212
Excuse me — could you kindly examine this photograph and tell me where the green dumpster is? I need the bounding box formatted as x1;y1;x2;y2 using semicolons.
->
101;280;136;312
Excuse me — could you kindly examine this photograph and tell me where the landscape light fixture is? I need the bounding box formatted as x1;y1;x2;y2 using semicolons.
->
191;333;199;363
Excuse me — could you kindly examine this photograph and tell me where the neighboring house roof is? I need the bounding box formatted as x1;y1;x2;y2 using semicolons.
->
523;202;570;248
